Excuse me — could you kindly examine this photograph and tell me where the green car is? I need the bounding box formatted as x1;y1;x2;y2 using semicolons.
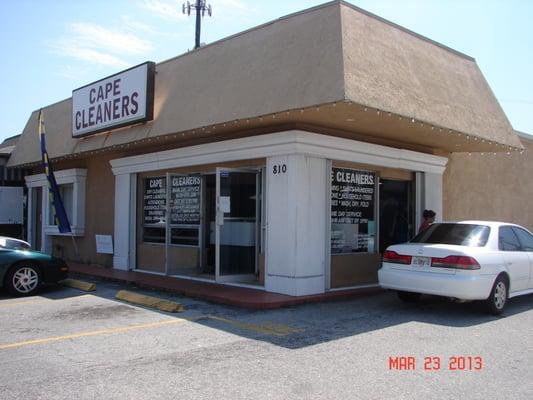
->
0;236;69;296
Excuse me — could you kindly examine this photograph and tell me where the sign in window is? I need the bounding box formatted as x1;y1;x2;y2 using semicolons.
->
331;167;376;254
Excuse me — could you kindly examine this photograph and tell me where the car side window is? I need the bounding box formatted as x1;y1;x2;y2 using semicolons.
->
511;227;533;252
499;226;522;251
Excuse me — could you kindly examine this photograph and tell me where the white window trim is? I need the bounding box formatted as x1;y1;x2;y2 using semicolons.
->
25;168;87;237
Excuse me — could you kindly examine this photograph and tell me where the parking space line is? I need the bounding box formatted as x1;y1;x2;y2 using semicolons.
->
205;316;304;336
0;294;94;309
0;313;303;351
0;318;195;350
0;299;50;308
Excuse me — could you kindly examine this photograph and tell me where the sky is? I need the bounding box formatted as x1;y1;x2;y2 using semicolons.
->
1;0;532;143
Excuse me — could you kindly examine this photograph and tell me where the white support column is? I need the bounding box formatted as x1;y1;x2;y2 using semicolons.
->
415;171;424;229
41;188;51;253
265;154;327;296
113;173;133;270
423;172;443;222
27;188;34;247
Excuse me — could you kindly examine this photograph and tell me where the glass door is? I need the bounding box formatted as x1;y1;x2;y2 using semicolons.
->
215;168;259;283
379;179;415;252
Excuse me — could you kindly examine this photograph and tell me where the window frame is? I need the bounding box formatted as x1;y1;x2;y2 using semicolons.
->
498;226;522;252
511;226;533;252
141;176;167;245
140;174;203;248
39;169;86;237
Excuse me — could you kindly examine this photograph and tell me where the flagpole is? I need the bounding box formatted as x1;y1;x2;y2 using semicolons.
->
70;232;79;259
39;109;79;260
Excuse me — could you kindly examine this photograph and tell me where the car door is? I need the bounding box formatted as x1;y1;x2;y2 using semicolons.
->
498;226;530;292
511;226;533;290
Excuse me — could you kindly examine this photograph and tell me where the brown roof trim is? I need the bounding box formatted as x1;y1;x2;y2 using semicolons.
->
516;130;533;141
2;134;21;142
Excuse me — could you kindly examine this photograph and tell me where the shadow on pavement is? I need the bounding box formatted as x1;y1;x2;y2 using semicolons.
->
1;276;532;351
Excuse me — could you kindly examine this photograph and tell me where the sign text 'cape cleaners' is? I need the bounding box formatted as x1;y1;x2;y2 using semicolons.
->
72;62;155;138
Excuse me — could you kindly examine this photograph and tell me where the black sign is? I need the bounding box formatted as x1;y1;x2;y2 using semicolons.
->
331;168;376;253
143;177;166;225
331;168;375;224
170;175;202;225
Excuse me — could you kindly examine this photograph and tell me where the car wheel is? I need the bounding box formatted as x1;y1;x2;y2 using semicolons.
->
397;291;422;303
5;264;42;297
486;275;508;315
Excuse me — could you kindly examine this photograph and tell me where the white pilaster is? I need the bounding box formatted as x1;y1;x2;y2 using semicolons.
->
424;172;443;222
113;173;133;270
265;154;327;296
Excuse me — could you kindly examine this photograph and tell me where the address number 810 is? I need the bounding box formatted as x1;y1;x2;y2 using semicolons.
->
272;164;287;174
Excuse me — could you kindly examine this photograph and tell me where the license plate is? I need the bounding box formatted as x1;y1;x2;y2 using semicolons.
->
412;256;431;268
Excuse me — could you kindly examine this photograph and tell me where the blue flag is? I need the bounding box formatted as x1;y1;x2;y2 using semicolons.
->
39;110;72;233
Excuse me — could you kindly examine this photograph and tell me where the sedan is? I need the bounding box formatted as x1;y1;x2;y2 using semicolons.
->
0;237;69;296
378;221;533;314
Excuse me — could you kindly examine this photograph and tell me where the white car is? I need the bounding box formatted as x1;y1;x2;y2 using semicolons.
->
378;221;533;314
0;236;31;250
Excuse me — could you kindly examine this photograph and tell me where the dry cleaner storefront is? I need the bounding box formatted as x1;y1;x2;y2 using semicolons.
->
109;129;447;295
11;1;523;297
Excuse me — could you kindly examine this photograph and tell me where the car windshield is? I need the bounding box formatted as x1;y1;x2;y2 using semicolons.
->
410;223;490;247
0;238;31;250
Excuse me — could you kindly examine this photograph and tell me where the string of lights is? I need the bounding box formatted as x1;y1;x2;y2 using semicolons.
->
21;100;525;168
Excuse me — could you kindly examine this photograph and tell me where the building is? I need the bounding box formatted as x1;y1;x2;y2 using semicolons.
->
8;1;531;296
0;135;32;239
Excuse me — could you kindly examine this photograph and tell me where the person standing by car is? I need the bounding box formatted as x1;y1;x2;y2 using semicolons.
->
418;209;436;233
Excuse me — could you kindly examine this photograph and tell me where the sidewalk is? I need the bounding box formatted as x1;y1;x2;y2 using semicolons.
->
69;263;382;309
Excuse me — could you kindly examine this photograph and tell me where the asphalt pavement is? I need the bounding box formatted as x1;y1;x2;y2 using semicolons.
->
0;277;532;400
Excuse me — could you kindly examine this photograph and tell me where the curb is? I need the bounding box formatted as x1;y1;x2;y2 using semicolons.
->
60;278;96;292
116;290;184;313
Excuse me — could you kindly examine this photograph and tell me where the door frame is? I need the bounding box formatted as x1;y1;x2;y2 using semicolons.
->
215;167;260;283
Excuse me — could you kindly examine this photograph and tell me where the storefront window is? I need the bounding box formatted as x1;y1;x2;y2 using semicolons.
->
142;177;166;243
142;175;202;246
331;167;376;254
48;183;74;225
169;175;202;247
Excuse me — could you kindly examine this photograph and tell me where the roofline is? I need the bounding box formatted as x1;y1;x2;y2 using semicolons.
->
338;1;475;61
158;1;343;67
29;0;476;115
1;134;21;143
159;1;475;68
516;130;533;140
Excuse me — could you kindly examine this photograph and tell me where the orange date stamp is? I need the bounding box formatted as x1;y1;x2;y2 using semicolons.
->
388;356;483;371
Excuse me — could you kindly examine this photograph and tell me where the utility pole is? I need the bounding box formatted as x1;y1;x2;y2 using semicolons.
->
183;0;213;49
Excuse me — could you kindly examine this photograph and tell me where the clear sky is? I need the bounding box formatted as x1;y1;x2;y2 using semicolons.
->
1;0;532;143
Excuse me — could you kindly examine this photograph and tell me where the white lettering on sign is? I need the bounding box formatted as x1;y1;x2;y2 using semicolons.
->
333;170;375;185
72;62;154;137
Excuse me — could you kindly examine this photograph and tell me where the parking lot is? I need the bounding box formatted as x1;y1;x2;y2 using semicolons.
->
1;277;532;400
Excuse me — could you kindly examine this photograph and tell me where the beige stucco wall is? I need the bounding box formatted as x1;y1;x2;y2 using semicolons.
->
50;154;115;266
444;136;533;230
341;3;520;149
